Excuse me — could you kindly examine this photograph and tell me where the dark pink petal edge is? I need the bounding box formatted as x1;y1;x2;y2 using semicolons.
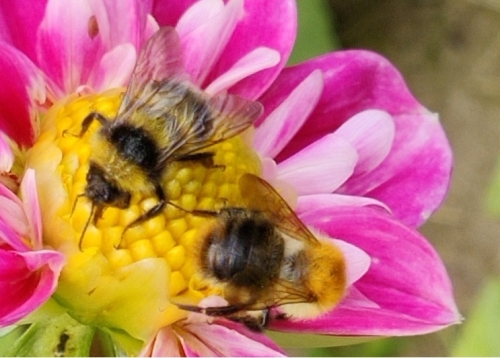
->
259;50;452;227
0;44;45;146
0;250;65;327
0;1;47;61
269;206;460;336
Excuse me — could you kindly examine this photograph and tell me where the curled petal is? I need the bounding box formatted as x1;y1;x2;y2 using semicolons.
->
0;249;65;327
0;44;45;146
266;51;452;227
296;193;390;214
270;206;460;336
331;239;370;286
89;43;137;92
334;109;395;176
254;70;323;158
339;112;452;227
176;0;244;85
277;134;358;195
204;0;297;99
205;47;280;95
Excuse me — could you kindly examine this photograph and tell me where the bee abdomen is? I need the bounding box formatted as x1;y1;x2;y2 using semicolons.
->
204;210;284;288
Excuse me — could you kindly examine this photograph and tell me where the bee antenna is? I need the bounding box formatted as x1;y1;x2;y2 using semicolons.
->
78;202;97;251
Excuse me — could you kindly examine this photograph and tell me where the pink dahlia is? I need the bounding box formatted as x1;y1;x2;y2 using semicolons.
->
0;0;459;356
0;135;65;326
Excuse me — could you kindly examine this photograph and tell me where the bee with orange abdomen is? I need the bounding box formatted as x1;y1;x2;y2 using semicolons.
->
177;173;346;329
73;27;263;249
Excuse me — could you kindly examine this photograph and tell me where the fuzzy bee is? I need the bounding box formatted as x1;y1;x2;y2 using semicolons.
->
74;27;263;249
177;173;347;329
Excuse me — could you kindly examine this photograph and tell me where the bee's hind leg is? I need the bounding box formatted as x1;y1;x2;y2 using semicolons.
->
174;152;224;170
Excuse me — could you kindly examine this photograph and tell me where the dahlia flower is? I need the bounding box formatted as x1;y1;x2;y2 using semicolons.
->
0;0;459;356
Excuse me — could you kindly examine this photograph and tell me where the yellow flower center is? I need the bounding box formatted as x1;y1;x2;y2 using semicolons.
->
26;89;261;344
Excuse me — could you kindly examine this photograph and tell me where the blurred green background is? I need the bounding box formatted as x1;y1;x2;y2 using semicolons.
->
285;0;500;356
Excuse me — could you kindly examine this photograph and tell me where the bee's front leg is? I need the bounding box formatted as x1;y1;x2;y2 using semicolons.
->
123;183;166;233
79;112;109;137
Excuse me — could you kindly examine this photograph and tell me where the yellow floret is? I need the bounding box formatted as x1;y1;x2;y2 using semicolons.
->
25;89;261;342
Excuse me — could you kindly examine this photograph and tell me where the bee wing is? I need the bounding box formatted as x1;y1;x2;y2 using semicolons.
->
238;174;320;245
113;26;262;166
153;84;263;166
117;26;185;118
176;279;314;315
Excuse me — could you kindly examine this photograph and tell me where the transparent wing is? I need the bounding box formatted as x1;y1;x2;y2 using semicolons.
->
175;279;315;316
238;174;320;245
154;85;263;166
112;26;262;167
116;26;185;119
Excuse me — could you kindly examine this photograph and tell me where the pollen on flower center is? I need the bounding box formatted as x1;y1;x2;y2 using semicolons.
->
25;89;261;340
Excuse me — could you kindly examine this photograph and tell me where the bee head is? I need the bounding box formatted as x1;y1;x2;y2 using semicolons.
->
85;163;131;209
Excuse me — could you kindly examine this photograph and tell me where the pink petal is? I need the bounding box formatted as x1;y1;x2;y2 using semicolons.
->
0;1;47;61
0;250;65;326
266;50;452;227
205;47;280;95
97;0;153;49
141;327;182;356
0;219;28;252
176;0;244;85
0;132;13;172
204;0;297;99
0;197;28;244
277;134;358;195
37;0;152;98
332;239;371;286
335;109;395;176
37;0;103;97
270;206;460;336
296;193;390;214
180;320;285;356
19;169;42;249
0;44;45;146
89;43;137;91
339;112;452;227
253;70;323;158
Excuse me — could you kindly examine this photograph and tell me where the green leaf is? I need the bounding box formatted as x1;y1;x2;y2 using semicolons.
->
3;313;95;357
288;0;340;65
451;278;500;356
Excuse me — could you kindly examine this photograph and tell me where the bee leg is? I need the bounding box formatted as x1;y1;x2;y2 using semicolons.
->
62;112;109;137
189;209;219;217
174;152;225;170
120;184;166;244
79;112;109;137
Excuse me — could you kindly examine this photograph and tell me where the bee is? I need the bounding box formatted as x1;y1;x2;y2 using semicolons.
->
73;27;263;249
176;173;347;330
